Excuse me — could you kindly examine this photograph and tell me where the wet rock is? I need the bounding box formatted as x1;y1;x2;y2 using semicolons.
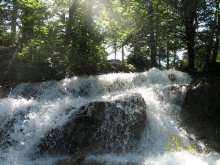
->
70;82;94;97
10;83;40;99
105;80;131;93
11;82;66;100
0;86;9;98
37;93;147;156
180;77;220;152
168;74;177;81
161;85;186;105
55;143;101;165
0;106;33;149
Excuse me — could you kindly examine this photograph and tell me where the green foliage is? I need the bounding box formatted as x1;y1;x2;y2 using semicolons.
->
0;0;220;85
0;32;17;84
0;2;10;32
217;53;220;62
127;49;152;71
65;0;107;75
8;38;56;82
68;34;107;75
165;135;208;154
103;60;136;73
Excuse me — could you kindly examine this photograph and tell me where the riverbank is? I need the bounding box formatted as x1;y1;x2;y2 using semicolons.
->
180;76;220;152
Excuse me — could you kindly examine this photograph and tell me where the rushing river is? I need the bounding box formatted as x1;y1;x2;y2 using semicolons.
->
0;68;219;165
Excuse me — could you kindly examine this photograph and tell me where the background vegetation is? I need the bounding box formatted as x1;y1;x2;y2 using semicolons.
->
0;0;219;85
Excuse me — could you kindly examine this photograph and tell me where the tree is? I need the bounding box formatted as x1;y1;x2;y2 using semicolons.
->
212;0;220;64
11;0;18;35
66;0;107;75
147;0;157;66
64;0;78;47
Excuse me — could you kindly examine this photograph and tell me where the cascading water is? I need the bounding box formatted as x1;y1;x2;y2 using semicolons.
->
0;68;219;165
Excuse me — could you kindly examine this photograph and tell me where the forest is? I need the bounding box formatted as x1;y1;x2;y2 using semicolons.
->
0;0;220;85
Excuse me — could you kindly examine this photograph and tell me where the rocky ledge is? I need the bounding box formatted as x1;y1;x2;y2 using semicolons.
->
180;76;220;152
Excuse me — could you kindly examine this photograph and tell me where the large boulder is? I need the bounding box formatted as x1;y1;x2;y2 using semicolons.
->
180;77;220;152
37;93;147;156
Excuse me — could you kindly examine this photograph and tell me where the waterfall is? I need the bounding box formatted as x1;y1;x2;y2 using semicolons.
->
0;68;219;165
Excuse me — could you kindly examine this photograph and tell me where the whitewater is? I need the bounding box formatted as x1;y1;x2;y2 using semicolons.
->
0;68;219;165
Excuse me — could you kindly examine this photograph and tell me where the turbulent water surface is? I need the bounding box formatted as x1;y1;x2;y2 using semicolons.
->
0;68;219;165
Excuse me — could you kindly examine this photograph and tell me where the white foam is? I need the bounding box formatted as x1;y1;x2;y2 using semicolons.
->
85;152;220;165
0;68;219;165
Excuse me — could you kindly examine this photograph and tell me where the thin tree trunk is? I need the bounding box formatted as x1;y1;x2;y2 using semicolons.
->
11;0;17;35
186;34;195;71
182;0;197;71
114;42;117;60
212;2;220;63
85;0;93;33
173;50;177;64
122;44;125;62
205;11;217;67
158;53;161;67
22;10;34;42
206;36;214;67
148;1;157;67
166;42;169;69
64;0;78;46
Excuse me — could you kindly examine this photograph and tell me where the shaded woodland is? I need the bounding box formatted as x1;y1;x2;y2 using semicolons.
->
0;0;220;85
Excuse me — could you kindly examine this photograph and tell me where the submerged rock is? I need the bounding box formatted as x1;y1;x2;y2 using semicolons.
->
11;81;67;100
168;74;177;81
0;106;34;149
180;77;220;152
37;93;147;156
161;85;187;105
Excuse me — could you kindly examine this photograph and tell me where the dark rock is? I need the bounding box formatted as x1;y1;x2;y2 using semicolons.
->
161;85;186;105
168;74;177;81
180;77;220;152
0;86;9;98
0;106;36;149
11;82;66;100
37;93;147;156
55;143;101;165
70;82;94;97
105;80;131;93
10;83;40;99
0;106;34;149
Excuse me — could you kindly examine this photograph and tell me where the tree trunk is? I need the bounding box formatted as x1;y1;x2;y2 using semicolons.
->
173;50;177;65
11;0;17;35
212;2;220;63
64;0;78;46
158;53;161;67
85;0;93;33
186;32;195;71
114;42;117;60
148;1;157;67
205;36;214;67
182;0;197;71
166;42;169;69
22;10;34;42
122;44;125;62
